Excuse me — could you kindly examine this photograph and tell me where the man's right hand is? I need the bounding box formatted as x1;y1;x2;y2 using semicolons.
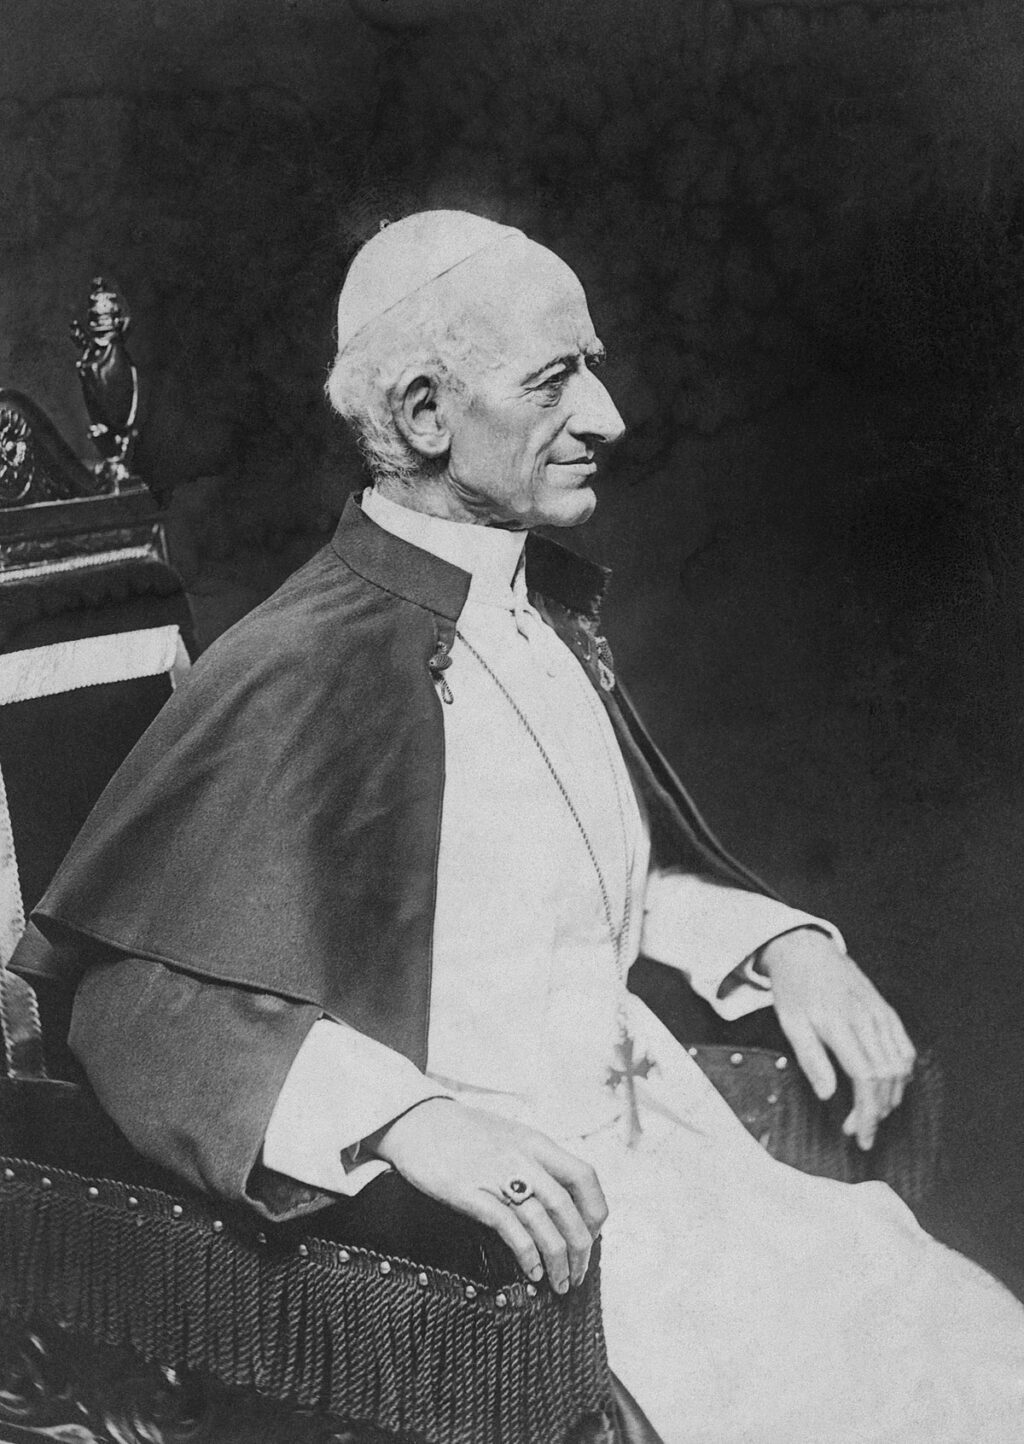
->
367;1099;608;1295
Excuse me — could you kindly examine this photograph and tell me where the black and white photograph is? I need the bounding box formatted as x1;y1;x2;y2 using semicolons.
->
1;1;1024;1440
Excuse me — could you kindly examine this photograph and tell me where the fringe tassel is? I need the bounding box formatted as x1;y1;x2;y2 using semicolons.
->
0;1157;611;1444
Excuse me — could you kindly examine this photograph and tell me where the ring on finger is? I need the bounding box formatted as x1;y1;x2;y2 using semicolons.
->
500;1177;535;1207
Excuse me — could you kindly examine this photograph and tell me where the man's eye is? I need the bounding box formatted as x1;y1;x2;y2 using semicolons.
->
538;370;570;396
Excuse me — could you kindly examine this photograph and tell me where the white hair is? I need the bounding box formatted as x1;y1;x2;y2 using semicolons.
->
325;284;481;488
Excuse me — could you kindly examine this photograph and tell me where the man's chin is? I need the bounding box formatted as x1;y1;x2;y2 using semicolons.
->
539;486;597;529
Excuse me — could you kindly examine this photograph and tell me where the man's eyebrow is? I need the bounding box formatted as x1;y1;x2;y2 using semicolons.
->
522;343;607;385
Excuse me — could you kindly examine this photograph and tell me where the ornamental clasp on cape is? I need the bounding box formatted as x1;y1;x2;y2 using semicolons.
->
428;637;454;704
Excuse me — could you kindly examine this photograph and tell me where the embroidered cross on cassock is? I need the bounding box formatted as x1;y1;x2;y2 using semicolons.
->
606;1033;656;1149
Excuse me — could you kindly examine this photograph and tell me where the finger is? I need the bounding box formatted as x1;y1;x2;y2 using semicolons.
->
882;1008;917;1077
856;1014;895;1122
848;1072;885;1151
533;1141;608;1239
474;1195;545;1284
777;1013;837;1100
869;1012;907;1118
513;1196;572;1294
828;1026;885;1149
529;1176;594;1286
863;1003;918;1121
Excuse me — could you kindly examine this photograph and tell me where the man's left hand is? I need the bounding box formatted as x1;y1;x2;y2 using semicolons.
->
758;929;917;1151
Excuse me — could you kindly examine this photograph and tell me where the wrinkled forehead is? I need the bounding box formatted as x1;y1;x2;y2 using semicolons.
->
436;237;596;372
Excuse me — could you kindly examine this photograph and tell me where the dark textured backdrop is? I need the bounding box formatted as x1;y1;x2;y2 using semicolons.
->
3;0;1024;1264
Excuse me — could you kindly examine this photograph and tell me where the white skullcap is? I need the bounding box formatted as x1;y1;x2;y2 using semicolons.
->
335;210;524;356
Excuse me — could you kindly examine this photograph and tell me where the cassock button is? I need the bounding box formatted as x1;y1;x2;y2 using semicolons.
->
525;1284;537;1299
775;1056;788;1071
211;1219;224;1233
171;1204;183;1218
417;1272;429;1288
464;1285;478;1301
729;1052;744;1067
379;1261;392;1277
495;1292;508;1308
338;1250;351;1264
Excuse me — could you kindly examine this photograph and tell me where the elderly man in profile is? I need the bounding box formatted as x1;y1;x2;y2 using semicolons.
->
30;212;1024;1442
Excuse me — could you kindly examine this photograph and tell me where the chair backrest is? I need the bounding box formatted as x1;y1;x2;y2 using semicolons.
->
0;277;193;1079
0;626;189;1080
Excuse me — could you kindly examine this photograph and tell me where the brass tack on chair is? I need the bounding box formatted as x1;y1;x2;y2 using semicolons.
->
775;1056;788;1071
127;1195;139;1209
417;1271;429;1287
171;1204;184;1218
495;1292;508;1308
337;1249;351;1264
87;1186;100;1200
378;1260;392;1276
729;1052;744;1067
2;1168;14;1182
41;1176;53;1190
525;1283;537;1299
297;1244;309;1258
767;1093;778;1105
464;1284;478;1301
211;1220;224;1233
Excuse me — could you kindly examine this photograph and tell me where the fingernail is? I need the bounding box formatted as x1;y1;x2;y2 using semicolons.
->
529;1265;544;1282
556;1278;569;1295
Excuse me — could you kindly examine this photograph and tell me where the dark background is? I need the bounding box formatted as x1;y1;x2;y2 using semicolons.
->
3;0;1024;1265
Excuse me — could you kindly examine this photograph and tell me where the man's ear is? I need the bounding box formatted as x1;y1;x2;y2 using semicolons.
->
390;368;452;460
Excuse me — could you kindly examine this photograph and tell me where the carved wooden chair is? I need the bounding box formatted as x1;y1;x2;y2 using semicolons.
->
0;285;638;1444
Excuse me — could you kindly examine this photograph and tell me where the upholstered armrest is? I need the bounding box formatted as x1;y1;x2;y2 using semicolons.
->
0;1072;614;1444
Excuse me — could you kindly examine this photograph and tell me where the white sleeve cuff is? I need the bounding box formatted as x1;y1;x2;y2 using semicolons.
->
641;871;845;1021
262;1018;453;1197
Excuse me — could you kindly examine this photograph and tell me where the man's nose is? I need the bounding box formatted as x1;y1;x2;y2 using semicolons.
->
573;370;626;447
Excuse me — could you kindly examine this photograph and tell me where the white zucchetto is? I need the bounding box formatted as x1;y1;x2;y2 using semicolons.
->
335;210;523;356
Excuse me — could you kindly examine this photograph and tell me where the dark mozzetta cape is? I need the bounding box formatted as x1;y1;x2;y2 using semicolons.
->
28;495;772;1072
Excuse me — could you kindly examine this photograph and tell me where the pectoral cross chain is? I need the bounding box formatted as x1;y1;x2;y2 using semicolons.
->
606;1031;656;1149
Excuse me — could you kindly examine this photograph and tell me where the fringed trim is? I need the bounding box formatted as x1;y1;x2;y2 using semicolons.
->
0;1156;612;1444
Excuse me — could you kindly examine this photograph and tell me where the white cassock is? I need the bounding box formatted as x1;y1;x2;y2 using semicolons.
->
264;487;1024;1443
